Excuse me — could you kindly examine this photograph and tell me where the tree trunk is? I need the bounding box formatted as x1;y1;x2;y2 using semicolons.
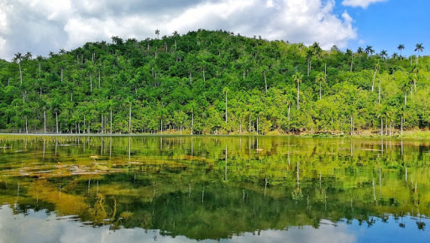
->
297;83;300;110
203;68;205;84
98;70;101;88
401;116;403;136
264;71;267;94
191;112;194;135
19;63;22;84
90;73;93;93
381;117;383;136
56;112;59;134
378;79;381;104
404;92;407;107
288;105;290;121
319;82;322;100
161;119;163;134
25;116;28;133
257;117;259;135
101;114;104;134
44;108;46;134
307;60;310;76
110;109;113;134
372;69;377;92
225;92;228;123
129;104;132;134
84;115;86;134
350;56;353;72
350;115;353;136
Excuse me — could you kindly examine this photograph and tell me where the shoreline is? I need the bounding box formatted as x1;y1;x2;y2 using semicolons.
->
1;130;429;140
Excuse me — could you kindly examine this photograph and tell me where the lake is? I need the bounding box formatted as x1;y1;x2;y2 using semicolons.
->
0;135;429;243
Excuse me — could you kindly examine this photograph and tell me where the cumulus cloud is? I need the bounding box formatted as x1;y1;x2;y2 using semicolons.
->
342;0;387;9
0;0;357;61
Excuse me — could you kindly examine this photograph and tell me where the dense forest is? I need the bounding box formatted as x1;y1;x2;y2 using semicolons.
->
0;29;428;135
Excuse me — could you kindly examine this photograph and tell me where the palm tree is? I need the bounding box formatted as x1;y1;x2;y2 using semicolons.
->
155;29;160;39
13;52;23;84
36;55;43;74
357;47;364;56
415;43;424;64
365;45;373;56
223;87;230;123
306;49;313;76
346;49;354;72
125;97;133;134
411;65;419;92
372;62;380;92
24;52;32;60
397;44;405;59
315;72;326;100
292;72;303;110
380;50;388;61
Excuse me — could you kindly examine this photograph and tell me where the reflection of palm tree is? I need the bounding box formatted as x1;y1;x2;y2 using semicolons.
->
291;189;303;202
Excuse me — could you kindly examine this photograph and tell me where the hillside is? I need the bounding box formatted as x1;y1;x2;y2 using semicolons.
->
0;29;429;135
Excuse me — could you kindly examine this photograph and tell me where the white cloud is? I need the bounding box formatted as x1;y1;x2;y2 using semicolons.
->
0;0;358;61
342;0;387;9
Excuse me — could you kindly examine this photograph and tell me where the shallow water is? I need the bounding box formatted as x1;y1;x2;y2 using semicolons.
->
0;136;429;242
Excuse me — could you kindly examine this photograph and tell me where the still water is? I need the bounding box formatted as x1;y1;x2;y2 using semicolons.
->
0;135;429;243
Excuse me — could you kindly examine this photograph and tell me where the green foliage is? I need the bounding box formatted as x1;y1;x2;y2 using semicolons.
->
0;30;429;134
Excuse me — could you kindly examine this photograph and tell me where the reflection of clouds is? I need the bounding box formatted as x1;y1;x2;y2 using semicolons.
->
2;205;430;243
0;205;217;243
229;221;356;243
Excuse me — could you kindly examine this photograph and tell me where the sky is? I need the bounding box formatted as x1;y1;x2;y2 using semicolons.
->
0;0;428;61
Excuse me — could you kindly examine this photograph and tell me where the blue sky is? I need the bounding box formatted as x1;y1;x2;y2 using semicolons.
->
0;0;428;60
337;0;429;56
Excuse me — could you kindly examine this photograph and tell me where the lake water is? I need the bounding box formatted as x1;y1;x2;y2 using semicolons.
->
0;136;429;243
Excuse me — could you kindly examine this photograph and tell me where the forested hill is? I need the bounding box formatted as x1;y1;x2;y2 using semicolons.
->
0;29;429;135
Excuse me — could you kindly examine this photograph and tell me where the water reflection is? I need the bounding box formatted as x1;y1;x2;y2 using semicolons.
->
0;136;430;242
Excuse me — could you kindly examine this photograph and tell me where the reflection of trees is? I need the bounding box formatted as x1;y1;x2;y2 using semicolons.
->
1;136;430;239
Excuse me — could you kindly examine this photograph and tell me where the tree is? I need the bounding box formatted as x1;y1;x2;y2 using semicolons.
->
13;52;23;84
306;49;313;76
315;72;325;100
155;29;160;39
357;47;364;56
365;45;373;57
380;50;388;61
372;62;380;92
397;44;405;59
346;49;354;72
292;72;303;110
223;87;230;124
415;43;424;64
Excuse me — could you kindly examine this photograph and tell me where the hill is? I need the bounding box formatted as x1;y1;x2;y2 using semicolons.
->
0;29;429;135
